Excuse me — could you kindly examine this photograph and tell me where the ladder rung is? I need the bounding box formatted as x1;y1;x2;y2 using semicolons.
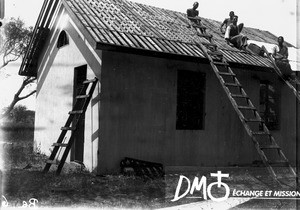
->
279;175;297;179
61;127;76;131
83;78;97;84
69;110;84;114
260;145;280;149
219;72;235;77
213;61;229;66
231;94;248;98
52;143;68;147
238;106;256;110
268;160;289;166
46;160;59;165
252;132;270;136
244;118;262;122
224;83;240;87
76;95;90;99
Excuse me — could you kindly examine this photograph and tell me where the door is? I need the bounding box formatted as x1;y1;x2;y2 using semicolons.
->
71;65;87;162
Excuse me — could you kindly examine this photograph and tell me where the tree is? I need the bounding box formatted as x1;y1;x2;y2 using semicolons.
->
0;18;35;117
6;104;35;125
1;18;32;69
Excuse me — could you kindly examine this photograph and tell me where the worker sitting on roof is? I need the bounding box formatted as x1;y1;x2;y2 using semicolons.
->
187;2;205;34
220;11;244;34
272;36;294;79
224;15;248;50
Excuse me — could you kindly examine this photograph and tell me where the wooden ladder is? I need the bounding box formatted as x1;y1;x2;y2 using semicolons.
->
190;22;296;185
261;45;300;101
43;77;98;175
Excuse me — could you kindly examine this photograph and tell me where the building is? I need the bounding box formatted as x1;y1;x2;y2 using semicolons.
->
19;0;299;174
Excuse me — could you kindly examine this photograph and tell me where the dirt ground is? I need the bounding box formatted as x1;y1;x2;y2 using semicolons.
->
3;163;297;209
1;125;298;209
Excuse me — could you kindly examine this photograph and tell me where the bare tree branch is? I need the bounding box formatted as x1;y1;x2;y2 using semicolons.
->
19;90;37;100
0;18;34;117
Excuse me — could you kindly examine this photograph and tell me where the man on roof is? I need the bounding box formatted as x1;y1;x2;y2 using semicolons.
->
220;11;244;34
272;36;288;62
272;36;294;79
224;15;248;50
187;2;205;33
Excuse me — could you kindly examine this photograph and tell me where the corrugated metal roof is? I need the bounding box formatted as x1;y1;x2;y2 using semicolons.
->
20;0;283;76
64;0;276;67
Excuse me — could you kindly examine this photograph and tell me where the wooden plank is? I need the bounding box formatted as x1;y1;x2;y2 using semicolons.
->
91;28;111;44
151;38;169;52
132;34;151;50
86;27;101;42
46;160;58;164
94;12;114;30
176;42;194;56
76;94;90;99
83;78;98;83
70;1;91;27
155;38;174;54
171;41;188;55
138;4;155;16
79;1;109;28
52;143;68;147
111;30;129;47
164;40;181;54
80;1;104;29
39;0;55;28
185;43;204;57
145;37;163;52
119;32;135;47
90;27;107;42
69;110;84;114
105;28;125;45
44;0;60;28
125;33;142;48
61;127;76;131
119;4;146;35
138;36;157;51
106;9;123;29
122;0;163;38
105;10;120;31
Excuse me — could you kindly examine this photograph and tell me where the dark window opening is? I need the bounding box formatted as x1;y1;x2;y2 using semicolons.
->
259;81;280;130
57;30;69;48
176;70;206;130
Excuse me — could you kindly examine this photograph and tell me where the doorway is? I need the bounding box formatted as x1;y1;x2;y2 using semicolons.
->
71;65;87;162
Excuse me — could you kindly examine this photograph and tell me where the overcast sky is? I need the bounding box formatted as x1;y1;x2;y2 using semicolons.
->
4;0;298;46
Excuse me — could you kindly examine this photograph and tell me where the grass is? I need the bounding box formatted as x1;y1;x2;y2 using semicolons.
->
1;123;297;209
4;170;168;208
1;124;172;208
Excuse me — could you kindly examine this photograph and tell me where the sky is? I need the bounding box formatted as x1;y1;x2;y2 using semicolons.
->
0;0;299;111
4;0;298;46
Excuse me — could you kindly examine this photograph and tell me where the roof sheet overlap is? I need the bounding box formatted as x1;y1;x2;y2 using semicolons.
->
20;0;288;76
64;0;278;68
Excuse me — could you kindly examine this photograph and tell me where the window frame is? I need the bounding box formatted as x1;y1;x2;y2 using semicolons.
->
259;80;280;130
57;30;69;49
176;70;206;130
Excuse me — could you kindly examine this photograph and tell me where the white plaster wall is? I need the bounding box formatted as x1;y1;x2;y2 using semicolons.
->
34;10;101;172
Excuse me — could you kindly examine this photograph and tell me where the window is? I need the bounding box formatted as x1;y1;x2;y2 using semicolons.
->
176;70;206;130
259;81;280;130
57;30;69;48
